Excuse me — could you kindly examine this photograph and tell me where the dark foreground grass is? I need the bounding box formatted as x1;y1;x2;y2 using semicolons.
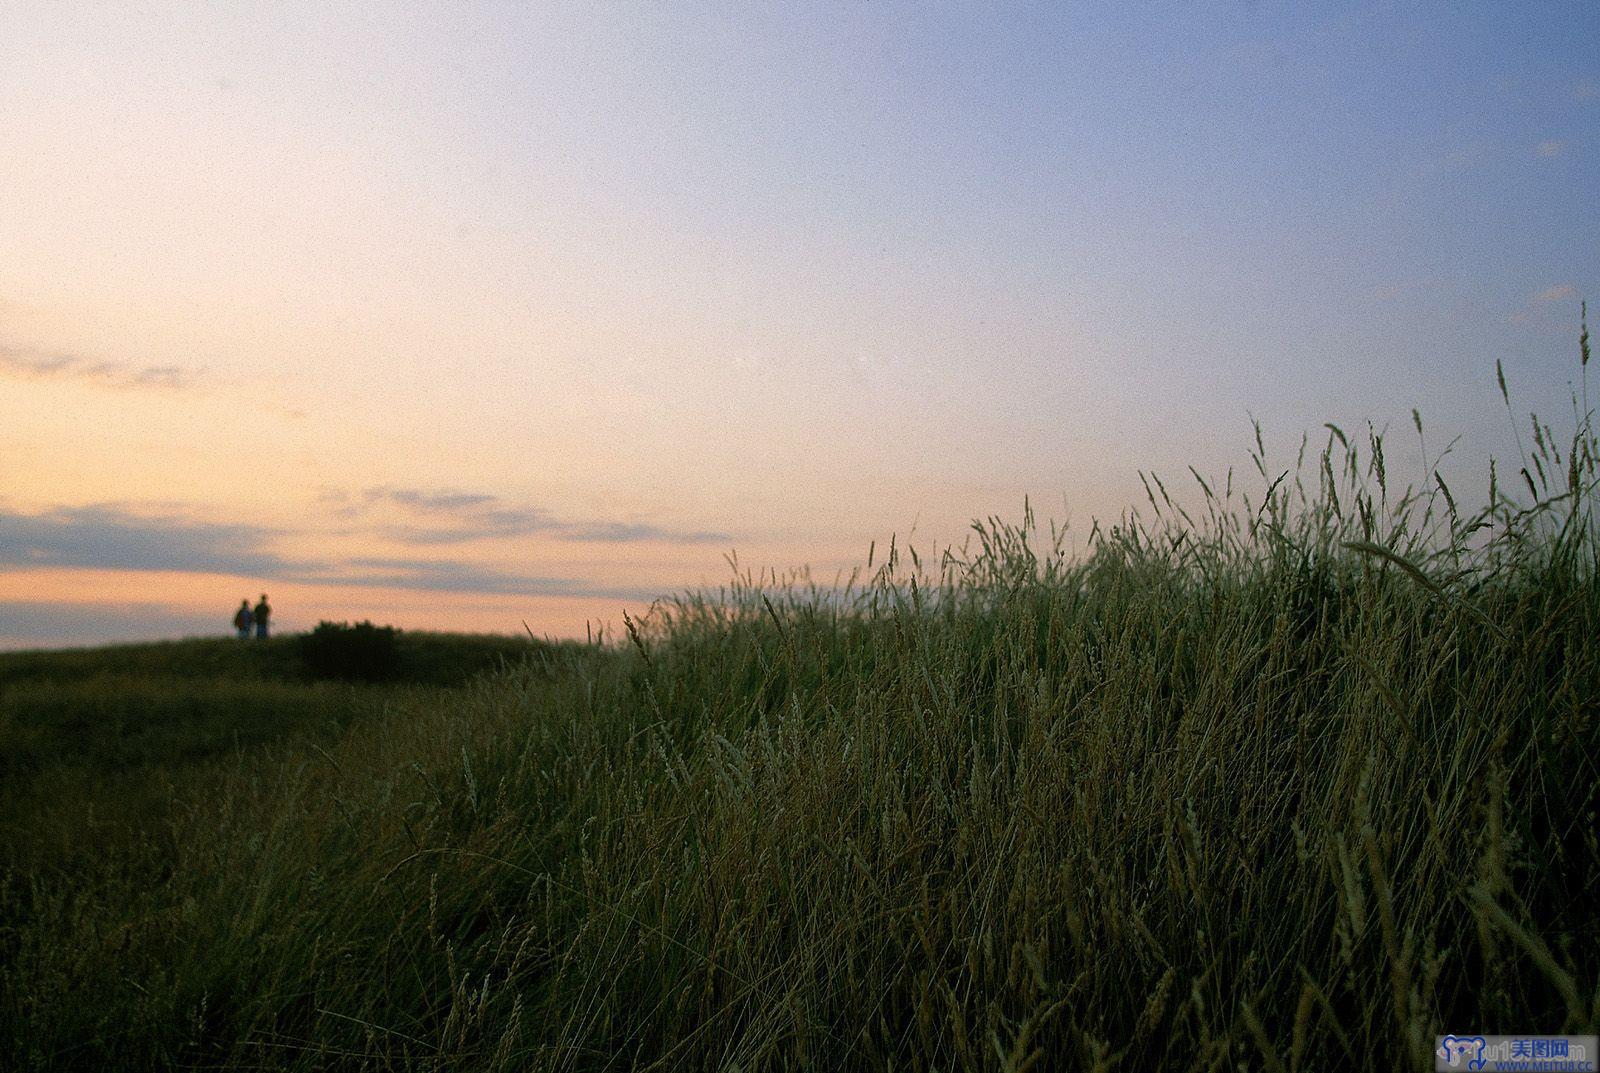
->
0;632;548;871
0;674;432;870
3;356;1598;1069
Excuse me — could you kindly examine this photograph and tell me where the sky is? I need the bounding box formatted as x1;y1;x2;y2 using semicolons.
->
2;2;1596;648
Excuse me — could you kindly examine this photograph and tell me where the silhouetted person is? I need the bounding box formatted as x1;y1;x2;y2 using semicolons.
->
233;599;253;639
253;594;272;639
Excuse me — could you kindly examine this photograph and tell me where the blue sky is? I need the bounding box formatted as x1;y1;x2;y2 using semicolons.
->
1;2;1595;646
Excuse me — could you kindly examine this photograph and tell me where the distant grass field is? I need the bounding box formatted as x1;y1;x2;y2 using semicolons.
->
0;631;546;868
2;344;1597;1070
0;628;538;689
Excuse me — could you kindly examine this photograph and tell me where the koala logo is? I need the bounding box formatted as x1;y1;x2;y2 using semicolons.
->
1437;1035;1488;1070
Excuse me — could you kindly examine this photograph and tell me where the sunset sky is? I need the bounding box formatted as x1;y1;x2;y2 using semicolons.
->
3;3;1596;648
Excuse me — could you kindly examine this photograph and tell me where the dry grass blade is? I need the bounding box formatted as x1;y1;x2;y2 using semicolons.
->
1342;539;1509;640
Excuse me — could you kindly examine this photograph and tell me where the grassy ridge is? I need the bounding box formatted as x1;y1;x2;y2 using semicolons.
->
0;631;544;781
0;630;539;688
0;632;545;871
3;364;1598;1068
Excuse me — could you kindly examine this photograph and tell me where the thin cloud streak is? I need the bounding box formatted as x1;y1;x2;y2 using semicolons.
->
338;558;660;600
0;505;662;600
0;344;202;390
370;489;502;513
356;486;730;546
559;521;728;544
0;505;292;575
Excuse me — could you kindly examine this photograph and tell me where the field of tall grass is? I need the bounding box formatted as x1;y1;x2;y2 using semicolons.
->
3;330;1597;1070
0;631;542;871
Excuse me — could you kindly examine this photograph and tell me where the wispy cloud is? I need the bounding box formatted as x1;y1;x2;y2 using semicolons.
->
0;344;202;390
1535;139;1567;158
1507;284;1582;327
334;558;658;600
355;486;730;546
1575;78;1597;101
360;487;557;544
0;505;292;575
560;521;725;543
0;503;663;600
372;490;499;513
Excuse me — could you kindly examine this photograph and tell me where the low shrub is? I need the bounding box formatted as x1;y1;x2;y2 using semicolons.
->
297;620;402;682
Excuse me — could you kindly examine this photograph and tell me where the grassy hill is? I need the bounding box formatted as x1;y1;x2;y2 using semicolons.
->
0;628;541;689
0;629;556;871
3;390;1598;1069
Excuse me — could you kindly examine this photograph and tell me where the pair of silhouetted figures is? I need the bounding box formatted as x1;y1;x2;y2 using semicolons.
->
233;595;272;639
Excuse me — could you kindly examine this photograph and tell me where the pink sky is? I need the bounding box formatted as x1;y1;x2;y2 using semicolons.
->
3;3;1594;647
